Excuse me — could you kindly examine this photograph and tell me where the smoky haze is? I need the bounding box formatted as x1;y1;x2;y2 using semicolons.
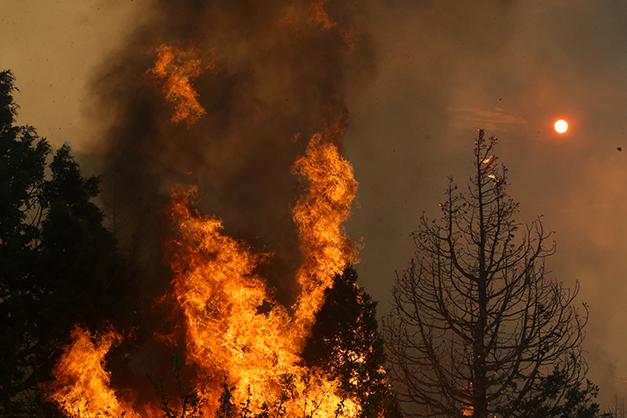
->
3;0;627;409
346;0;627;406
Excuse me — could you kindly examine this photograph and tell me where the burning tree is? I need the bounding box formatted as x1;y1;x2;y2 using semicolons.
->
384;130;595;417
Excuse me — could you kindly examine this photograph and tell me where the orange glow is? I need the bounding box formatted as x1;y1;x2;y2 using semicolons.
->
47;326;139;417
168;178;359;415
554;118;569;134
150;44;215;125
278;1;355;48
310;0;337;29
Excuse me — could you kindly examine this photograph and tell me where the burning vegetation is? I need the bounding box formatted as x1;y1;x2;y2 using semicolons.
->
46;134;361;415
44;32;371;413
166;125;360;415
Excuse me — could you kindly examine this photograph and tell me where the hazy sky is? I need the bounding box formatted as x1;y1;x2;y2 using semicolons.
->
3;0;627;406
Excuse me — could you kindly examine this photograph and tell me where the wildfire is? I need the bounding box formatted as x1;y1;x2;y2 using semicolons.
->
150;44;215;125
46;326;139;418
169;185;300;411
48;131;361;416
48;30;363;415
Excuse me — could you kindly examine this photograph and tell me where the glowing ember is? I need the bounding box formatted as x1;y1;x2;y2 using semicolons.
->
462;405;474;416
554;118;569;134
150;44;215;125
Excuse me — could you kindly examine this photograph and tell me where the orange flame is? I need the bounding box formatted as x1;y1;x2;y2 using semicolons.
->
150;44;215;125
292;128;358;338
48;121;359;414
46;326;139;417
47;0;367;404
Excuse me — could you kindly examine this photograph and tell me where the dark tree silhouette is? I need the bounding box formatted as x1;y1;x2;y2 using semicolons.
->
520;367;611;418
384;130;596;418
303;267;402;418
0;70;136;415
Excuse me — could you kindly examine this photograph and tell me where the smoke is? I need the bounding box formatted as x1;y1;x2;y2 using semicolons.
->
94;0;373;304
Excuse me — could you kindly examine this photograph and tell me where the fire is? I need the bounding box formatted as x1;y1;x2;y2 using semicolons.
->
150;44;215;125
48;131;361;416
169;185;298;411
46;326;139;418
292;127;359;338
463;405;474;416
167;128;359;415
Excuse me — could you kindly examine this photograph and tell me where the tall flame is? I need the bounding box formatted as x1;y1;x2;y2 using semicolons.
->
292;127;358;338
462;405;474;416
46;326;139;418
49;27;364;413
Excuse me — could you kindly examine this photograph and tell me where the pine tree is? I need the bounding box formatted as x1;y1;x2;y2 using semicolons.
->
303;267;402;417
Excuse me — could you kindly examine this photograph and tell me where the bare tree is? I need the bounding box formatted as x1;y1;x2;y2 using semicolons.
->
384;130;589;418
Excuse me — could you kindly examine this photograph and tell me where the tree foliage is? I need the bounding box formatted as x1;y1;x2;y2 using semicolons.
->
520;367;611;418
384;130;599;417
0;70;136;415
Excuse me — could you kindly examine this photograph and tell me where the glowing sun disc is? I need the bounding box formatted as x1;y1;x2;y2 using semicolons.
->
554;119;569;134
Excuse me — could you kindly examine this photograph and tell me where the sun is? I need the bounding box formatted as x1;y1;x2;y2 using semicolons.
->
554;119;569;134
